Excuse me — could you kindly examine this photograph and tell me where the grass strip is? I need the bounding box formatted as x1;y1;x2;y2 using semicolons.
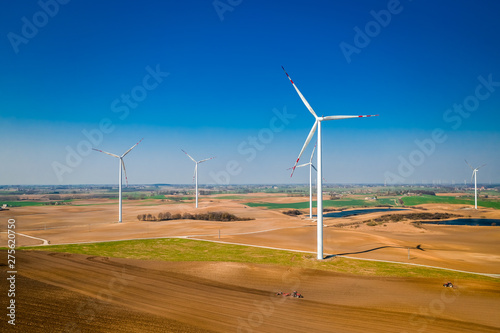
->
18;238;498;282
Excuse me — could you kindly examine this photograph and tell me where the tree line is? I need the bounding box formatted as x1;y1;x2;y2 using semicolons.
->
137;211;253;222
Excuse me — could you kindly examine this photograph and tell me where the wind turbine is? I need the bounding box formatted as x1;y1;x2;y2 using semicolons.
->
93;138;143;223
293;144;319;219
465;160;486;209
282;66;377;260
182;150;215;208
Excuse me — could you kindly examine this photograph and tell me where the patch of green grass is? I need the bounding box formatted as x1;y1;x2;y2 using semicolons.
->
402;195;500;209
19;238;498;282
72;202;118;206
148;195;166;199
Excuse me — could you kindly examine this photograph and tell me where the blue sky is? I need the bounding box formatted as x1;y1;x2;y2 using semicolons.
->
1;0;499;185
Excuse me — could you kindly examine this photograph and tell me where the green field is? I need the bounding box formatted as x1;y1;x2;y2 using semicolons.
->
246;195;500;210
402;195;500;209
147;194;167;199
245;198;396;209
18;238;497;282
0;200;72;207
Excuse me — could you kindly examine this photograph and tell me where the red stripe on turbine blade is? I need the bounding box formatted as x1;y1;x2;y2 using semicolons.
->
281;67;294;83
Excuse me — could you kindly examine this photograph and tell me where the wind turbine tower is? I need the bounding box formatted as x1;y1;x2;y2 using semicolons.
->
294;144;318;218
93;138;143;222
465;160;486;209
182;150;215;208
282;66;377;260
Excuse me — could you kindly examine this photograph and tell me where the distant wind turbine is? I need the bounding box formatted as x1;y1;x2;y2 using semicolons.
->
291;144;322;219
182;149;215;208
465;160;486;209
93;138;143;222
282;66;377;260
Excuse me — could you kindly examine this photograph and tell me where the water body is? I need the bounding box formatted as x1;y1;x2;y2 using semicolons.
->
421;219;500;226
322;208;407;218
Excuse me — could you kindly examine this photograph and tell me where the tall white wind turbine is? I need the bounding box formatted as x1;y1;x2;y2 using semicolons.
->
294;144;318;219
182;150;215;208
282;66;377;260
93;138;143;223
465;160;486;209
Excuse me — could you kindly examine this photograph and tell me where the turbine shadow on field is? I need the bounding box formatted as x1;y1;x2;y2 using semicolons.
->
325;244;425;259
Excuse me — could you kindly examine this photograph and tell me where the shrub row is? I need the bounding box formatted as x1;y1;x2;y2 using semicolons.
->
137;211;253;222
283;209;302;216
366;212;460;224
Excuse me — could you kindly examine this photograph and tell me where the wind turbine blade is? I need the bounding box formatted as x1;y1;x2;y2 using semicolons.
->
464;159;474;170
310;164;325;183
477;164;486;170
122;138;143;157
92;148;120;158
182;149;197;163
322;114;378;121
309;144;317;163
291;120;317;177
471;171;475;183
121;159;129;186
192;167;196;183
296;163;309;168
198;156;216;164
310;163;325;181
281;66;318;119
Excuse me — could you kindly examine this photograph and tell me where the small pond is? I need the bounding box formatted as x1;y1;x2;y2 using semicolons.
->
322;208;407;218
420;219;500;226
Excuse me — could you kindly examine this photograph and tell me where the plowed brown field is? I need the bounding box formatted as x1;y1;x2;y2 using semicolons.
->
1;251;499;332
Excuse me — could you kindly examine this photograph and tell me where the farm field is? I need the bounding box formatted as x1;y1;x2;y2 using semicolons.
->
1;189;499;332
402;195;500;209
